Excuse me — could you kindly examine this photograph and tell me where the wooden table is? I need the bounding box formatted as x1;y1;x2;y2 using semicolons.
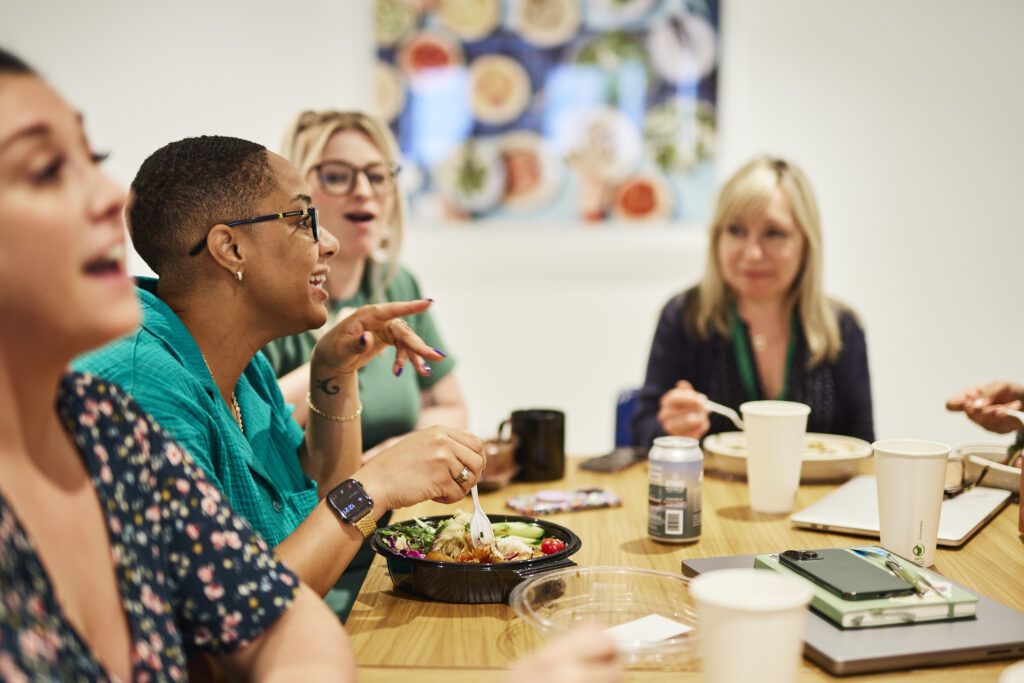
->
346;460;1024;682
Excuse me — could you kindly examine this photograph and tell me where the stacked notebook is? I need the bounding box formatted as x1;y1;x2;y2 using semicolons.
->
755;548;978;629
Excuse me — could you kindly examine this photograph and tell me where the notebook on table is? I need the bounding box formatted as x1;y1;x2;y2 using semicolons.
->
682;555;1024;675
789;475;1011;547
754;550;979;629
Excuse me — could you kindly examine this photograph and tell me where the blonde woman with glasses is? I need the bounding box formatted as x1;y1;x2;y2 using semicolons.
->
264;111;468;457
261;111;469;617
633;157;874;449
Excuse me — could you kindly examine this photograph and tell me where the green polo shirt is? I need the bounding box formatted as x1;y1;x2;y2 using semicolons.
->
261;262;454;450
74;278;317;548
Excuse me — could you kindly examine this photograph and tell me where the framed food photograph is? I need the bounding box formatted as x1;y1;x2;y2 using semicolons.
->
374;0;720;225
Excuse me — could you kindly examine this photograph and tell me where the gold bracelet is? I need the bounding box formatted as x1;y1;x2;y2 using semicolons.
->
306;394;362;423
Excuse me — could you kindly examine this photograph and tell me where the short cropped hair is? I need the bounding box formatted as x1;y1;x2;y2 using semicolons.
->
128;135;276;276
0;47;35;75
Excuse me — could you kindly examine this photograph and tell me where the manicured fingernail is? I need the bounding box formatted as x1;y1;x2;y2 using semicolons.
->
394;366;403;377
359;333;367;347
433;348;446;358
423;364;432;375
422;298;434;302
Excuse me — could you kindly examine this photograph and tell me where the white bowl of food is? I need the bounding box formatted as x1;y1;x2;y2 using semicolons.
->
702;432;872;483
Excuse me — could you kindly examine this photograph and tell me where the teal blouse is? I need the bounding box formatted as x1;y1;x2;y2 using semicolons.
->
74;278;317;547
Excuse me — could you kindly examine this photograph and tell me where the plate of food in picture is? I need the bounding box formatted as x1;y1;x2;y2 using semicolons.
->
584;0;658;30
563;106;643;184
572;30;651;79
703;432;873;483
468;54;533;126
433;138;506;215
646;11;718;84
612;170;674;222
371;510;581;603
374;61;406;123
436;0;501;42
512;0;582;48
396;29;464;80
496;131;563;210
374;0;419;48
643;97;716;174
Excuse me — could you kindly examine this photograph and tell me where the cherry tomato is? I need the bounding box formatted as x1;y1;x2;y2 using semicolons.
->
540;537;566;555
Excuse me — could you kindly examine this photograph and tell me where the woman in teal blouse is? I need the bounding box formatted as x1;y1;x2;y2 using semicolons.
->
76;134;485;619
262;111;468;461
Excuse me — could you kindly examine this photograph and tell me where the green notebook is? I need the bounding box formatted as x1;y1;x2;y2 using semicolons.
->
754;547;978;629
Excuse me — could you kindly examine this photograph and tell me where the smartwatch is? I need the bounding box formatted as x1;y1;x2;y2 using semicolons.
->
326;479;376;539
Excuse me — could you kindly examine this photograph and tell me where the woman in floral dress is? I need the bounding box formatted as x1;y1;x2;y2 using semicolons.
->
0;47;354;681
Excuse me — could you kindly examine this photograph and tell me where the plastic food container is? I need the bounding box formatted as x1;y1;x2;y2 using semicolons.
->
370;514;581;604
509;566;701;667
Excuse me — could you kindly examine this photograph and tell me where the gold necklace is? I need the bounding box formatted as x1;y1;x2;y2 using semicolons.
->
198;351;244;433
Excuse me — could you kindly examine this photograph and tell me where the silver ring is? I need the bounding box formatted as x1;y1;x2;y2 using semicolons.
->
454;466;471;485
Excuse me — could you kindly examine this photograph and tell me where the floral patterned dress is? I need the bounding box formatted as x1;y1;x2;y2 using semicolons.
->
0;373;299;681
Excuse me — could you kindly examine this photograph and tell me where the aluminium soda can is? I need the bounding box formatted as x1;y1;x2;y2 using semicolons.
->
648;435;702;543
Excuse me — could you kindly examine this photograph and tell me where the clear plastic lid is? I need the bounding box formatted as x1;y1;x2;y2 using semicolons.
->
509;565;701;667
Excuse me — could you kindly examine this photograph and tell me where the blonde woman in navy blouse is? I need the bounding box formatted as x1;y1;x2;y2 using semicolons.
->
633;157;875;449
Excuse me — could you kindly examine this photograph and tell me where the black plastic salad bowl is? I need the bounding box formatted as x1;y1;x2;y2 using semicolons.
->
369;513;582;604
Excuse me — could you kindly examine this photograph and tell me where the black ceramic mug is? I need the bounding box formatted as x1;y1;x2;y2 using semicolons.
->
500;409;565;482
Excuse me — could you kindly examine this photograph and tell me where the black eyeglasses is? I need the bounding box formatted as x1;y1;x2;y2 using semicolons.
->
188;207;319;257
310;160;400;197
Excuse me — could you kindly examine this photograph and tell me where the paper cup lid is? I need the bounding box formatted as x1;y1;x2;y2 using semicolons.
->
872;439;950;459
691;568;813;612
740;401;811;417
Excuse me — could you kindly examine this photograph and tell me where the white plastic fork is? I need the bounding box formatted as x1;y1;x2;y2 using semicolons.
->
702;398;745;430
469;485;494;547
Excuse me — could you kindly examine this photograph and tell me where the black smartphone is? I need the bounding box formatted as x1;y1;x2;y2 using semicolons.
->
580;446;645;473
778;549;916;601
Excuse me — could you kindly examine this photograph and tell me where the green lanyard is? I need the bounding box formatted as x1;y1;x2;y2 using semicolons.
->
730;307;799;401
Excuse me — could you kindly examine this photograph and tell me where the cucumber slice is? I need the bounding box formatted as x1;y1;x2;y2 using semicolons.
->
493;521;545;540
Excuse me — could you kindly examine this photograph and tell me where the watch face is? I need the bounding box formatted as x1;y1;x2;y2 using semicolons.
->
328;479;373;523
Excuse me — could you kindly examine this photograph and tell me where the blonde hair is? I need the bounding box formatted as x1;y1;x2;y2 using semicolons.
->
281;110;407;300
689;156;843;366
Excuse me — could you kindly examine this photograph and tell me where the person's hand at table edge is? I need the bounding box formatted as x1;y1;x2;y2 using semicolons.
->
500;622;622;683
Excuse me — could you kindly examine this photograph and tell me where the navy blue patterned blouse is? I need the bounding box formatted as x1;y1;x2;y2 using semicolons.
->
0;373;298;681
633;289;875;450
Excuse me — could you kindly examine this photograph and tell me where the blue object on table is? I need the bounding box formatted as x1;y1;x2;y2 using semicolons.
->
614;389;639;447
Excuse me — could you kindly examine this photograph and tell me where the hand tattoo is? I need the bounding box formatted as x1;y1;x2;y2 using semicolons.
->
315;376;340;395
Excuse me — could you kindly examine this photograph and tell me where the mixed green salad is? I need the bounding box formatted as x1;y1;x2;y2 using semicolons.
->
378;510;567;564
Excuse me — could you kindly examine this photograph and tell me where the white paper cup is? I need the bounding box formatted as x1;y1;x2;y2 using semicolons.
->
999;660;1024;683
741;401;811;513
873;439;950;567
691;568;813;683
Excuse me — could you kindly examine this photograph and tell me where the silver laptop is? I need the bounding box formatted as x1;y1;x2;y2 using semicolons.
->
682;555;1024;675
790;475;1011;546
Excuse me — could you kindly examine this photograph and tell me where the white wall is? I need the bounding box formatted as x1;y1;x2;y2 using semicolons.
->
3;0;1022;454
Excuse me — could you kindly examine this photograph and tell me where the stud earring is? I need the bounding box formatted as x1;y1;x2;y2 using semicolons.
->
235;271;243;282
